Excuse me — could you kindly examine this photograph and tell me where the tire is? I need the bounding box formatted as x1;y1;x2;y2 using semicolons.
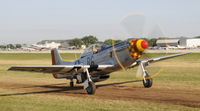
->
86;81;96;95
143;77;153;88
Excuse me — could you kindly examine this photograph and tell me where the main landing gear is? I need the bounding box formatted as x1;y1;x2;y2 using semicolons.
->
68;68;96;95
83;68;96;94
143;71;153;88
86;81;96;94
139;62;153;88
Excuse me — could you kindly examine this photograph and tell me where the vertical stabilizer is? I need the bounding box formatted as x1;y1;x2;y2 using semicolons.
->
51;48;63;65
51;48;74;79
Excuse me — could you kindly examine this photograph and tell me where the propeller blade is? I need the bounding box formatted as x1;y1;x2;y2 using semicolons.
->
136;64;143;78
120;13;146;38
112;12;169;79
148;24;166;39
111;38;126;71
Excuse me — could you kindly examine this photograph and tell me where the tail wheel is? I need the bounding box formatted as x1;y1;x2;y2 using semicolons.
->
86;81;96;95
70;81;74;87
143;76;153;88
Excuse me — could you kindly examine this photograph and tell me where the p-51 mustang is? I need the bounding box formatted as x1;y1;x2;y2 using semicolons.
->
8;39;189;94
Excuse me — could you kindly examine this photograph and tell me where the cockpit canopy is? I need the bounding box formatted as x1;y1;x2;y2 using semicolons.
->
80;44;108;58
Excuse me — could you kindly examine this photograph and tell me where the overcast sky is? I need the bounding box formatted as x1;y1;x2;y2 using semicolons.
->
0;0;200;44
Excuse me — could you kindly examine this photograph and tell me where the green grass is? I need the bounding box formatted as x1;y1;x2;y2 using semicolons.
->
1;53;200;86
0;53;200;111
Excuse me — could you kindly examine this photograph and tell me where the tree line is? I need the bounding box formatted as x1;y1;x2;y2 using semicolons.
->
3;35;196;50
0;44;23;49
69;35;161;48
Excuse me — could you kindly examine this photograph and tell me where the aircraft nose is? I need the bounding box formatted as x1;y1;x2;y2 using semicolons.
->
128;39;148;59
140;40;148;51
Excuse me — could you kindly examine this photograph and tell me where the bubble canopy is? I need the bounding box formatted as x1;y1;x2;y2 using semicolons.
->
80;44;108;58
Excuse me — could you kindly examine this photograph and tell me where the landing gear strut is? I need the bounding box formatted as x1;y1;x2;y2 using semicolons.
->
139;62;153;88
84;68;96;94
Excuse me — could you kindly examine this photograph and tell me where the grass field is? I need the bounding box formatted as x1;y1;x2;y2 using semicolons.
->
0;53;200;111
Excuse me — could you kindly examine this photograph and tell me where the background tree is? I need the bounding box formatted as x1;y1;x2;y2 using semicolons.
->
195;36;200;38
7;44;15;49
149;38;158;47
0;45;6;49
69;38;83;48
81;35;98;47
104;39;122;45
16;44;22;49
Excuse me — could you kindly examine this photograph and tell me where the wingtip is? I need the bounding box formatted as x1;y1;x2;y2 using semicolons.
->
7;67;13;71
183;51;191;54
7;66;17;71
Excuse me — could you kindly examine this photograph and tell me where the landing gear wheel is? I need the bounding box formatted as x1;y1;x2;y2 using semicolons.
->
86;81;96;95
143;76;153;88
70;81;74;87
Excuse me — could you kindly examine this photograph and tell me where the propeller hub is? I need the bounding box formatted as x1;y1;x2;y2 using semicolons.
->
141;40;148;49
129;39;148;59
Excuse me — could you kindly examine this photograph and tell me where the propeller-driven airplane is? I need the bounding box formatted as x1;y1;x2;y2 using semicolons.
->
8;39;189;94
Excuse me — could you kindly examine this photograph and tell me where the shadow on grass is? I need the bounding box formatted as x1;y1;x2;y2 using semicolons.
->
0;80;140;97
97;80;140;88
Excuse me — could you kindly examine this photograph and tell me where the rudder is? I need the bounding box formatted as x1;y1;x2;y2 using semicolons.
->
51;48;63;65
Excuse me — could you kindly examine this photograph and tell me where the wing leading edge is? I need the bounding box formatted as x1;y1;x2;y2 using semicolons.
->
129;52;190;68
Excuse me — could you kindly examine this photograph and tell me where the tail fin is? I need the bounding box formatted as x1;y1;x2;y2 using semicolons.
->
51;48;63;65
51;48;73;79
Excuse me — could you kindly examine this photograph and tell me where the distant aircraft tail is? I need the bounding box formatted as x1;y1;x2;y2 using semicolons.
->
51;48;63;65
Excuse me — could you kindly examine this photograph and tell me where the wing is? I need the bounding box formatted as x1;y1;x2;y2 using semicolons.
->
129;52;190;68
8;65;114;75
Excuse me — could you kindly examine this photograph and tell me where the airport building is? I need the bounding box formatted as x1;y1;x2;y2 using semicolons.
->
156;38;200;48
45;42;61;49
36;40;86;49
37;40;69;49
32;42;61;49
